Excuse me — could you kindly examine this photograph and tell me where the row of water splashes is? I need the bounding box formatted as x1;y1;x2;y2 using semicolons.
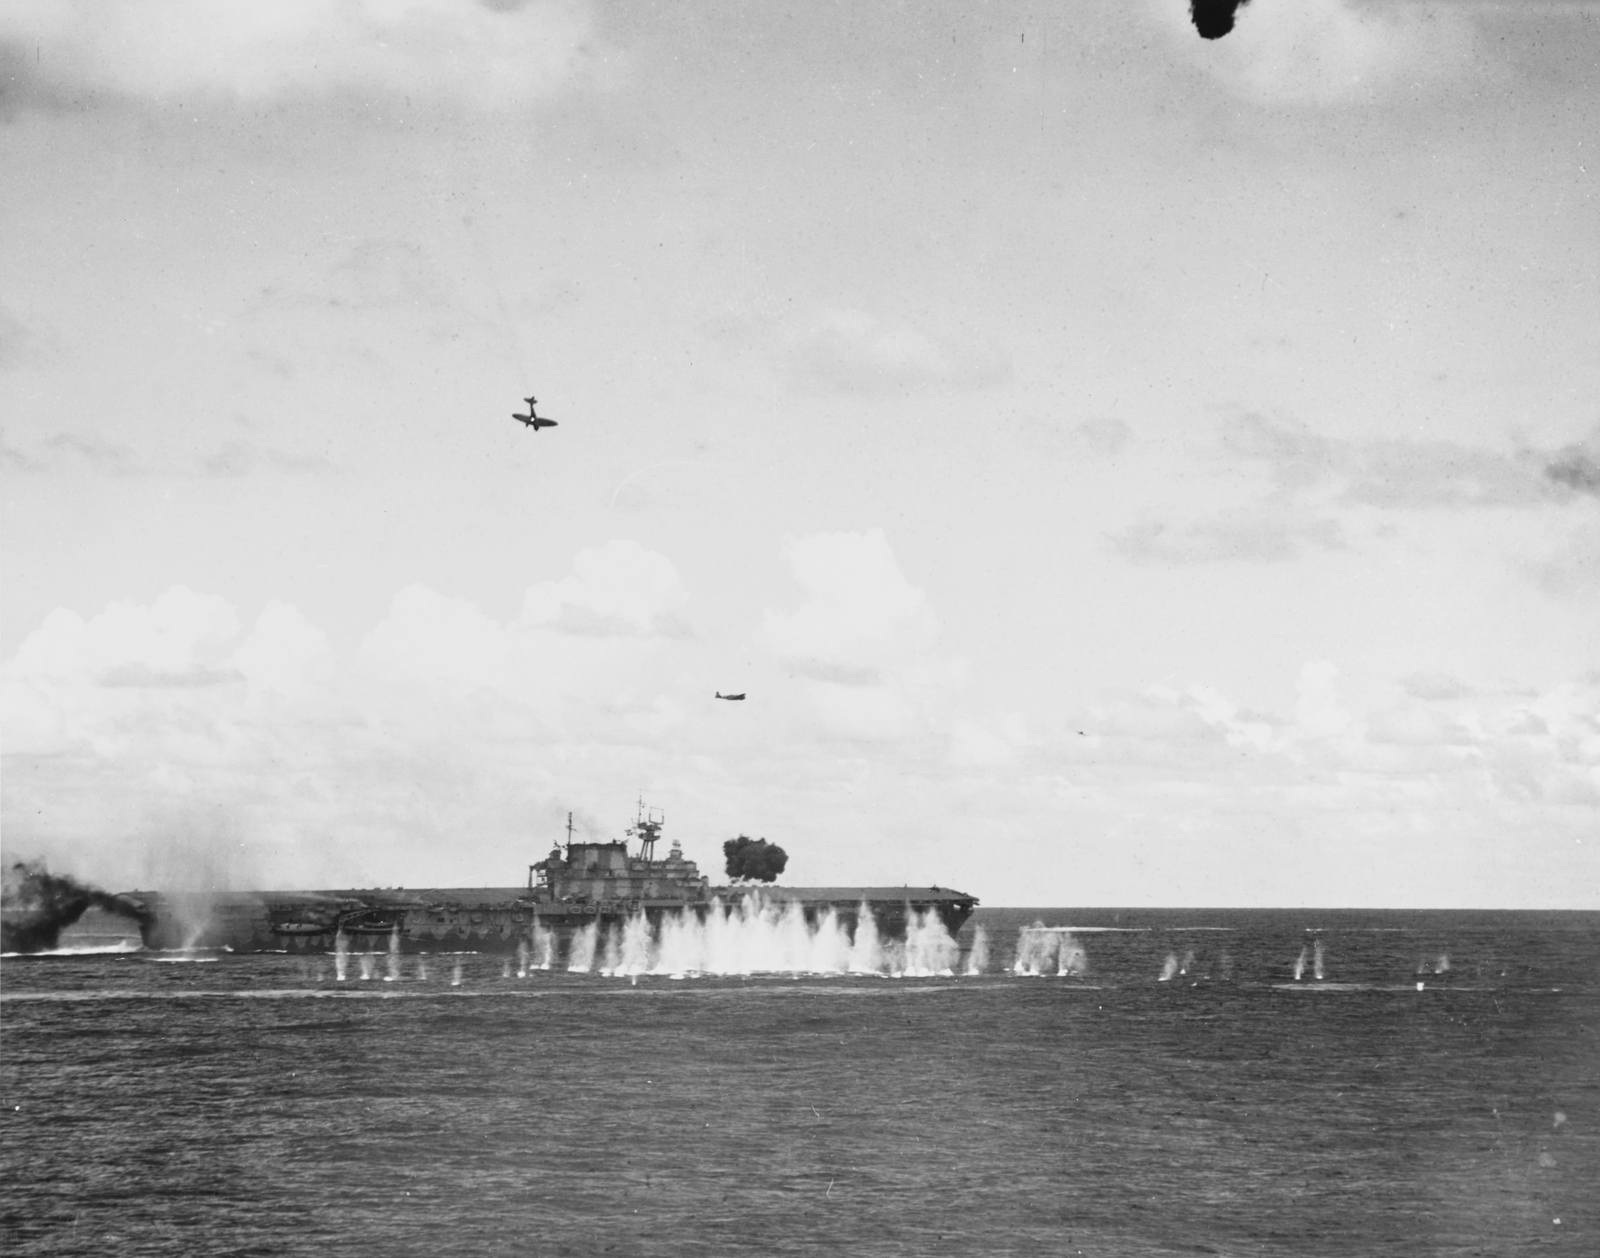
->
332;898;975;981
317;909;1451;984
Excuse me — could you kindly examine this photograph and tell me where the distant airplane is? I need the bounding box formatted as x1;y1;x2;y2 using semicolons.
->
513;396;557;431
715;692;746;701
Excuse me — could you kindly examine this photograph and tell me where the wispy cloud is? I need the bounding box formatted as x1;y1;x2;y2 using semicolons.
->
1109;509;1344;564
1111;414;1600;566
1546;443;1600;499
5;430;335;478
1;0;605;112
784;308;1010;396
202;440;336;478
33;432;142;476
1220;413;1584;511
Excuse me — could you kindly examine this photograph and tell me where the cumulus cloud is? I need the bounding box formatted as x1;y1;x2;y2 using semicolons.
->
762;529;939;683
2;0;601;110
359;542;688;714
785;308;1009;395
230;601;335;699
761;529;965;743
4;569;1596;903
520;539;688;636
10;586;241;685
0;547;697;887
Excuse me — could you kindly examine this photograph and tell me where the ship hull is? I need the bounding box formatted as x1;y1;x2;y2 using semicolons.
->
125;887;978;956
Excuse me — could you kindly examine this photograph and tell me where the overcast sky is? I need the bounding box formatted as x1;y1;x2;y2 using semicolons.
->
2;0;1596;907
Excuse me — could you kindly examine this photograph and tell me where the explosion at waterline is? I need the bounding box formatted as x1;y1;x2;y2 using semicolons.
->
1;862;154;954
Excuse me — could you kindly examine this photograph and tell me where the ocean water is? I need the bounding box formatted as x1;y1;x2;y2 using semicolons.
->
2;907;1596;1257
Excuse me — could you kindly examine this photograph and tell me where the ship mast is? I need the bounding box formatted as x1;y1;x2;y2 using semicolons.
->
628;797;664;863
529;811;576;894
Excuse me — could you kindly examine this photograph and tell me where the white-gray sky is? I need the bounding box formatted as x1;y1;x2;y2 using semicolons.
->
2;0;1596;906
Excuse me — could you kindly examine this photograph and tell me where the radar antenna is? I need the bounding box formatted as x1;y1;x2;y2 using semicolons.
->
627;797;665;863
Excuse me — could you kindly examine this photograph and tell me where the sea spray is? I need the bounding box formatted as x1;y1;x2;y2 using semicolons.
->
1313;938;1325;981
847;903;884;975
358;953;375;981
1293;946;1307;981
618;913;652;976
1159;952;1179;982
573;894;961;978
531;921;553;970
1057;933;1087;976
1011;924;1088;977
334;932;349;982
516;940;529;979
450;959;462;987
965;926;989;976
898;909;960;976
386;928;401;982
568;921;599;973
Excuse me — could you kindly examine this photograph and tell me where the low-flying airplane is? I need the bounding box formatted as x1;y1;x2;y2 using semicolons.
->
715;692;746;701
513;396;557;431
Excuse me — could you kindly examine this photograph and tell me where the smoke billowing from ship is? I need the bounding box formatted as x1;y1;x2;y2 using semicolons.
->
0;861;153;954
722;836;789;883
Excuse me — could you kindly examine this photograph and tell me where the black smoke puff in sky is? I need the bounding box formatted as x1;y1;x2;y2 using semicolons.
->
0;861;153;953
723;836;789;883
1191;0;1253;40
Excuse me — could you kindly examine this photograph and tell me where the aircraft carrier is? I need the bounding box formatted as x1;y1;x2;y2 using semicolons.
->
119;804;978;956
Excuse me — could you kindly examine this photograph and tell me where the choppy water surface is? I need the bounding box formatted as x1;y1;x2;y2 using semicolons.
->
3;908;1596;1257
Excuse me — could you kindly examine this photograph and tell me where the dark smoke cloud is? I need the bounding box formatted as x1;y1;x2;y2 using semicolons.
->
1191;0;1253;40
1;861;153;953
723;836;789;884
1546;446;1600;498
